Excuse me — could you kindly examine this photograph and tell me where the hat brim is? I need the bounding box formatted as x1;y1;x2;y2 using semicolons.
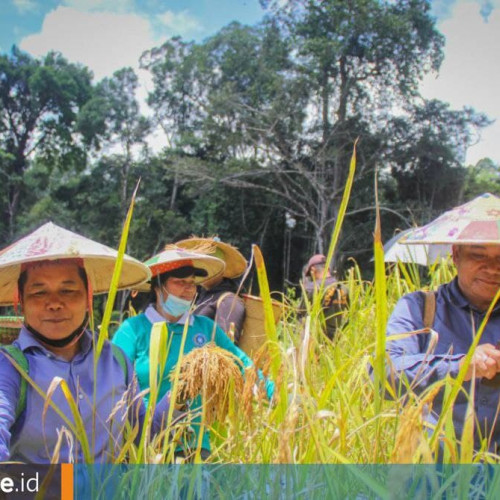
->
175;238;247;278
0;222;151;306
145;249;225;284
402;193;500;245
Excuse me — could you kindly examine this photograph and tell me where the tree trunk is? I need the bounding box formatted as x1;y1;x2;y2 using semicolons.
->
170;171;179;210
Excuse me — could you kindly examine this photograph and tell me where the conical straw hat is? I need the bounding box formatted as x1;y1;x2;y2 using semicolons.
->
383;228;451;265
402;193;500;245
0;222;150;306
175;237;247;278
144;247;225;284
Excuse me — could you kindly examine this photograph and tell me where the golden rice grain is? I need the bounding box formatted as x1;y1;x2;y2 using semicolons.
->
172;343;244;425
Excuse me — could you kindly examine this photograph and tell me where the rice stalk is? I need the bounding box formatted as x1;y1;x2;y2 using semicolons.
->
43;376;91;462
368;172;390;467
390;383;441;463
172;343;244;426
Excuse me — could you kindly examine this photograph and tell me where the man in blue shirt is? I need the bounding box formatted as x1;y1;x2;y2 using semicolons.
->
387;244;500;452
0;222;171;463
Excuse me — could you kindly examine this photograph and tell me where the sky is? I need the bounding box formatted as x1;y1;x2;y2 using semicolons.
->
0;0;499;166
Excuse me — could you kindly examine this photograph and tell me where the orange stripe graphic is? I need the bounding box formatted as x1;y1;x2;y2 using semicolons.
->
61;463;74;500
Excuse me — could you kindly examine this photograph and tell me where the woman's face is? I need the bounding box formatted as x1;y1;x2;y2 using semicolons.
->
162;276;197;301
21;262;88;339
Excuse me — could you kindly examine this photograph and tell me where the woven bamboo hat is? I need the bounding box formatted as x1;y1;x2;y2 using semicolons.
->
145;247;225;284
0;222;150;306
175;237;247;279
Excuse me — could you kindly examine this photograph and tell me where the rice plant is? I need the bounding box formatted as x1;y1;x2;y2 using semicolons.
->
8;146;500;481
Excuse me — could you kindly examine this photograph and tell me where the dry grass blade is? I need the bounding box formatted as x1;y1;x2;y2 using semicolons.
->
391;383;442;463
42;376;91;462
173;343;244;425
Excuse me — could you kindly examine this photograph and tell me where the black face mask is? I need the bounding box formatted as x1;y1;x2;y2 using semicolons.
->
25;315;88;348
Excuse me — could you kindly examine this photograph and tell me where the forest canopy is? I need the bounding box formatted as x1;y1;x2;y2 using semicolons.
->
0;0;495;289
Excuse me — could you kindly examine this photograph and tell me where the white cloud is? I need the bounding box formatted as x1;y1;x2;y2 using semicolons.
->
19;6;156;81
421;1;500;165
12;0;37;13
157;10;203;37
432;0;500;22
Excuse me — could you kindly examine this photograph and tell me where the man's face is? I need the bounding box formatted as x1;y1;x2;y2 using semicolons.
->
311;264;331;281
21;262;88;339
452;244;500;311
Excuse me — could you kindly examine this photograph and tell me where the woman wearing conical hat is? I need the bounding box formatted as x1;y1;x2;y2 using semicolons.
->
175;237;247;342
112;246;274;460
0;222;171;463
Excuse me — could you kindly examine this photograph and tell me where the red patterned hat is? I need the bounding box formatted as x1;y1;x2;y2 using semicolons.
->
144;248;225;283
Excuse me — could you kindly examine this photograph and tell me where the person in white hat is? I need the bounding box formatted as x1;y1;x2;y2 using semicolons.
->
175;237;247;342
386;193;500;453
112;247;274;460
0;222;172;464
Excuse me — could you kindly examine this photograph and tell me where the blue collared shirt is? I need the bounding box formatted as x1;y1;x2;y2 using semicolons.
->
0;327;170;463
144;304;194;326
386;277;500;450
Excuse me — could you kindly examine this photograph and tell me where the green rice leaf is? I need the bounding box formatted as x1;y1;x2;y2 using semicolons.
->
97;179;141;356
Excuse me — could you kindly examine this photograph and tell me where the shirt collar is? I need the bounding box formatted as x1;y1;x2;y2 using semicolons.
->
145;304;194;326
16;325;93;356
447;277;500;314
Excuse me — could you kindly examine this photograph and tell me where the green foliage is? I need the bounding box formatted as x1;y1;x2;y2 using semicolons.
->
139;0;487;282
463;158;500;199
0;46;94;239
0;2;493;290
388;100;491;222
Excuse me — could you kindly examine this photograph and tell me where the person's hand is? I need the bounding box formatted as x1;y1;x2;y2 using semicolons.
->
460;343;500;381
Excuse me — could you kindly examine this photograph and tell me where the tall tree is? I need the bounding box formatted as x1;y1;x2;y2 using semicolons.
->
388;100;490;222
254;0;446;251
0;46;93;239
78;67;150;212
142;1;489;276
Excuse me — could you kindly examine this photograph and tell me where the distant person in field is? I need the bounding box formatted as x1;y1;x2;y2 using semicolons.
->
175;237;247;343
386;243;500;452
301;254;349;340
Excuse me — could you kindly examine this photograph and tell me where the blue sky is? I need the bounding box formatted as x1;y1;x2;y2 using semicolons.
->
0;0;265;54
1;0;499;165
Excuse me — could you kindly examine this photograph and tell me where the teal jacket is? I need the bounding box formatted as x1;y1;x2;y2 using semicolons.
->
112;307;274;451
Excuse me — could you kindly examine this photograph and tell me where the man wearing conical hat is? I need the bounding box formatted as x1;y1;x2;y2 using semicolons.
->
386;193;500;454
0;222;171;463
175;236;247;342
112;245;274;460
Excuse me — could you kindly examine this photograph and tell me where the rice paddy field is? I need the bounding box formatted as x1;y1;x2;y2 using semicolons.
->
143;258;496;466
10;151;500;498
99;150;500;468
49;252;497;499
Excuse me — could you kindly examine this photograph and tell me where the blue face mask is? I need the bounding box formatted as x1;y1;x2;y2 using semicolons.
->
160;292;192;318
